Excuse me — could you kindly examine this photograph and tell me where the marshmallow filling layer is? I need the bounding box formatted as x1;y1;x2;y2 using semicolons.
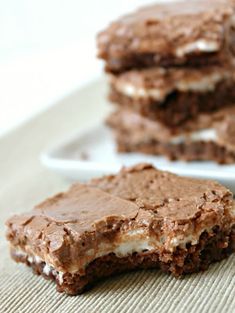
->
11;225;220;283
113;71;232;101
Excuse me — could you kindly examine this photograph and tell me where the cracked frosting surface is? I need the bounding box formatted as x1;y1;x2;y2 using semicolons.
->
97;0;235;71
90;164;231;220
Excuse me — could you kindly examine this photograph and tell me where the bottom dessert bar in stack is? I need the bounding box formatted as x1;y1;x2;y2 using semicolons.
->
107;107;235;164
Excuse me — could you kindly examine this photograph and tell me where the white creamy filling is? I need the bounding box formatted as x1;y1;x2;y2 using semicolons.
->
13;227;210;281
170;128;217;145
117;72;228;100
43;263;52;276
176;72;226;92
83;229;157;262
175;39;220;57
114;240;154;256
14;249;65;285
120;84;162;100
170;235;200;247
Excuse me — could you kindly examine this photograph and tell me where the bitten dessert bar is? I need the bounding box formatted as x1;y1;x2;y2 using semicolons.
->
97;0;235;73
6;164;235;295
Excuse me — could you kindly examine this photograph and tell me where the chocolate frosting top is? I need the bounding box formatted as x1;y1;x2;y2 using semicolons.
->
97;0;235;70
120;0;233;21
7;184;139;233
90;164;230;221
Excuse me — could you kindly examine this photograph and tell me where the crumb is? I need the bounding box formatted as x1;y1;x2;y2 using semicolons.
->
80;152;89;160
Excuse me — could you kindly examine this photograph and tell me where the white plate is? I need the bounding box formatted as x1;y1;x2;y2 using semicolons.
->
41;122;235;192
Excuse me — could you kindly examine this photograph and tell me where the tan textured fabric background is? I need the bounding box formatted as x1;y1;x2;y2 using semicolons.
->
0;80;234;313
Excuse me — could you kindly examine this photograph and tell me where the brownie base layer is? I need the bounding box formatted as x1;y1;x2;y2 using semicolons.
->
115;137;235;164
11;227;235;295
104;52;227;74
109;80;235;127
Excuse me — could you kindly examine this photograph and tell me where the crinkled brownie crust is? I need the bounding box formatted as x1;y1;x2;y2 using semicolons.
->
11;227;235;295
97;0;235;73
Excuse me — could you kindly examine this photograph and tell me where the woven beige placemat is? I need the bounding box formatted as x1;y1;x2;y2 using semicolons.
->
0;80;234;313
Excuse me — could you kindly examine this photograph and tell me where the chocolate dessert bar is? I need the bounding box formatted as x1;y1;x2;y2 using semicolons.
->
107;109;235;163
6;164;235;295
109;66;235;127
97;0;235;73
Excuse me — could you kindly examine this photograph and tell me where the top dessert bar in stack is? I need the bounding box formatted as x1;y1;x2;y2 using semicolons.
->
97;0;235;163
97;0;235;73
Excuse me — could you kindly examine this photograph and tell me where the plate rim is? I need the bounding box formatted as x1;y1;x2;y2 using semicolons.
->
40;123;235;182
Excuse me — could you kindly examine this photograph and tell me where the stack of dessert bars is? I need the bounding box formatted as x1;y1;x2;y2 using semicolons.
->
97;0;235;164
